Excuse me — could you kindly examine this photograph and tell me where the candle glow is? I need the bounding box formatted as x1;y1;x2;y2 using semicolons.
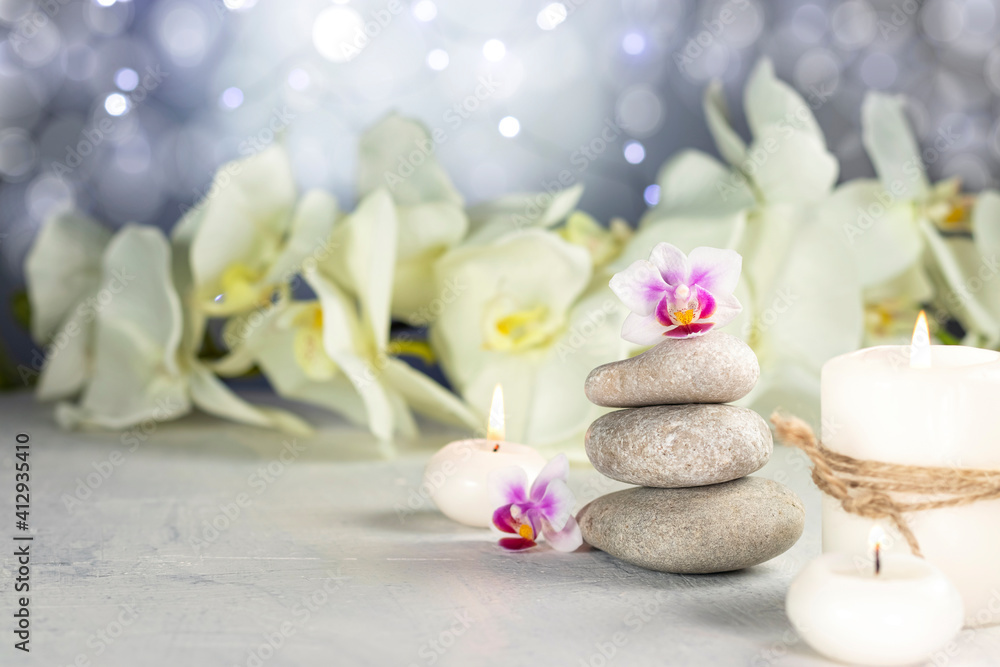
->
909;310;931;369
487;384;505;444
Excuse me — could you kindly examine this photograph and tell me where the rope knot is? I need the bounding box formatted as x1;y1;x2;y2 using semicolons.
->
771;412;1000;560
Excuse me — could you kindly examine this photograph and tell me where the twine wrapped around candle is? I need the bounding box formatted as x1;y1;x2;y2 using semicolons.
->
771;412;1000;558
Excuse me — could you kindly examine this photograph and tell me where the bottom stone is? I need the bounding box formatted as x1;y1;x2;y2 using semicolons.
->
577;477;805;574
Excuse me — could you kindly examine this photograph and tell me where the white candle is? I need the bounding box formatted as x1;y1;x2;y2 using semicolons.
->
787;540;964;666
821;312;1000;626
424;385;547;527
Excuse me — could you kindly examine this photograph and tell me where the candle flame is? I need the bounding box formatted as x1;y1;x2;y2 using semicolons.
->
910;310;931;369
869;525;885;576
486;384;505;443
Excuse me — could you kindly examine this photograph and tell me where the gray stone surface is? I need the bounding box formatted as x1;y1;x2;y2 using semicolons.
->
585;404;772;487
577;477;805;574
584;332;759;407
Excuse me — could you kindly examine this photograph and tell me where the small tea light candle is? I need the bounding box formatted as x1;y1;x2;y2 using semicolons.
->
787;527;964;666
424;385;547;527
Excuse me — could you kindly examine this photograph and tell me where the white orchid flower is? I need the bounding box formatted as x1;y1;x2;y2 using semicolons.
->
55;225;311;435
823;93;1000;346
24;211;111;399
621;58;862;422
218;188;481;441
431;228;629;454
326;114;470;325
179;144;338;319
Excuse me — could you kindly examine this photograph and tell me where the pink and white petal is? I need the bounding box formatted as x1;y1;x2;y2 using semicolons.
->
621;312;668;346
687;247;742;295
492;504;519;534
498;536;537;551
665;322;715;338
694;285;717;320
648;243;690;285
707;291;742;328
543;516;583;552
529;453;569;502
532;478;575;531
655;297;675;327
487;466;529;509
609;260;667;316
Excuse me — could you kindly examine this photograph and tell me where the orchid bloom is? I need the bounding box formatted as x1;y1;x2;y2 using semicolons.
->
610;242;742;344
488;454;582;552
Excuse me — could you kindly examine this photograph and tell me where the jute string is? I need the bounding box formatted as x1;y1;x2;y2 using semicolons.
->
770;412;1000;558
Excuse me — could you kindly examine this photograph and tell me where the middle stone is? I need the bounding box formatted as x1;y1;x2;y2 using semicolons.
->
584;404;772;487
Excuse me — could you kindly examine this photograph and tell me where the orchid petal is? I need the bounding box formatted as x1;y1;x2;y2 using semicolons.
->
648;242;690;285
652;149;755;218
973;190;1000;270
529;453;569;502
532;477;574;531
744;58;824;144
688;246;742;294
543;515;583;553
189;145;297;305
862;93;929;200
25;211;111;342
492;504;519;534
703;80;747;167
498;537;537;551
708;291;742;330
751;127;838;205
488;465;529;509
382;357;480;430
621;311;668;346
608;259;667;316
695;285;717;320
820;179;922;287
654;296;674;327
36;309;91;401
358;114;463;207
665;322;714;338
188;364;313;436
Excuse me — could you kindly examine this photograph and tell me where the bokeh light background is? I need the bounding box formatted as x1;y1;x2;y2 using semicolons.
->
1;0;999;371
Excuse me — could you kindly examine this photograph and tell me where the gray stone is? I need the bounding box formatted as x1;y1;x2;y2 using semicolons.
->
584;332;759;407
585;404;772;487
577;477;805;574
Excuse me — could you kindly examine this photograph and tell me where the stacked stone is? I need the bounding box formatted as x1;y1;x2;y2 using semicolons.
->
576;332;805;574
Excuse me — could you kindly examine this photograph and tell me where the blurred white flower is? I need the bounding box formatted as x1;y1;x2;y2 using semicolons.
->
621;58;862;422
177;145;339;319
823;93;1000;347
53;225;311;434
331;114;468;325
217;189;481;440
24;211;111;400
431;228;628;454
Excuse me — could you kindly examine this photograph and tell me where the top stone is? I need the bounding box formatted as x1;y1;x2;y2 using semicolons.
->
585;331;759;407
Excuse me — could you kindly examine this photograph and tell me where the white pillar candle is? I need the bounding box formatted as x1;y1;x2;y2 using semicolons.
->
787;550;964;665
424;385;547;527
821;313;1000;626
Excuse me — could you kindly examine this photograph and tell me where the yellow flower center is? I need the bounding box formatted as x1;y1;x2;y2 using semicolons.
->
292;304;338;381
672;309;696;326
943;203;966;227
213;263;270;312
386;339;436;365
518;523;534;540
484;303;561;352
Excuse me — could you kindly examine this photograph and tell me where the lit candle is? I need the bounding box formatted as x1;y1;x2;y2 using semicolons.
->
787;527;964;666
424;385;547;527
821;312;1000;625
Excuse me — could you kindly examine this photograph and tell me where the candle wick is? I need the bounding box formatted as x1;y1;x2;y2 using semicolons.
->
492;443;500;452
875;544;881;576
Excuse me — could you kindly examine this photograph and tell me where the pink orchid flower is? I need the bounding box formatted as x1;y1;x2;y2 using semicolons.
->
610;242;743;344
488;454;582;552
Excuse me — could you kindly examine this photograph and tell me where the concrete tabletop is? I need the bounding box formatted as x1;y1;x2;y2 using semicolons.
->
1;391;997;667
